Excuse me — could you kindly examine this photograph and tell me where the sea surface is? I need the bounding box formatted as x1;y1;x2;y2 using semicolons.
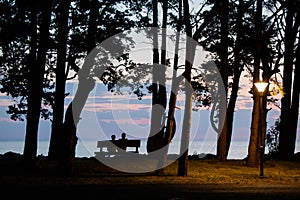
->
1;139;300;159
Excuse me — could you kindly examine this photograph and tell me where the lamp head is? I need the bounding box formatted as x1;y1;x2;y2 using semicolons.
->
254;82;268;93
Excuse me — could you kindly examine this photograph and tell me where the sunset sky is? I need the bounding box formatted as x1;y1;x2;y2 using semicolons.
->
0;79;298;144
0;28;299;151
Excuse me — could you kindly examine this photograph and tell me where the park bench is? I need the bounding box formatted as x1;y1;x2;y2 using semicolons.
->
94;139;141;157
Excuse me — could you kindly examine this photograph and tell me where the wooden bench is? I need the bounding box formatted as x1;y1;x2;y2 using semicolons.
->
95;139;141;157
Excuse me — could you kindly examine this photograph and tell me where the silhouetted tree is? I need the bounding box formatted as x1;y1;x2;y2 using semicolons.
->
57;0;150;174
48;0;71;160
177;0;205;176
248;0;284;166
157;0;183;175
216;0;229;161
147;0;164;153
278;0;300;160
222;0;248;159
266;118;280;158
22;0;53;168
0;1;56;121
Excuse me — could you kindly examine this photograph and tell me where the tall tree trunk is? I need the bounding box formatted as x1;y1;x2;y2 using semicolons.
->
23;0;52;168
165;0;182;147
154;0;169;174
158;0;167;143
23;2;37;168
178;0;195;177
216;0;229;161
225;0;244;158
278;1;299;160
157;0;182;174
226;71;242;153
160;0;168;67
58;77;95;174
57;0;98;175
247;0;262;167
289;43;300;156
48;0;71;160
175;0;218;175
147;0;167;153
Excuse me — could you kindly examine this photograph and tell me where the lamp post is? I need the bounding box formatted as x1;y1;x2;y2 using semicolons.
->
254;81;268;178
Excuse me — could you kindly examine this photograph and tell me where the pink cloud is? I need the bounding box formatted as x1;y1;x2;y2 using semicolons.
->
92;94;153;100
100;118;150;125
0;99;14;107
269;114;280;120
0;117;22;123
84;102;151;112
234;95;253;110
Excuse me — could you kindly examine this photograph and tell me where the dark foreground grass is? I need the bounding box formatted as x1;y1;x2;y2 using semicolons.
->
1;152;300;199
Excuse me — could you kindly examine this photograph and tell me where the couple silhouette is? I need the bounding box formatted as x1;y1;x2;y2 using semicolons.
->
109;132;128;153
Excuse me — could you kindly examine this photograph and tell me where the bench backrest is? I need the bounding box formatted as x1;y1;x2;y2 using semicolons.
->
97;139;141;153
97;140;115;148
97;140;141;148
120;139;141;147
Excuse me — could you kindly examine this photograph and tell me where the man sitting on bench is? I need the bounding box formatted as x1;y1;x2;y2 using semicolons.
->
117;132;128;152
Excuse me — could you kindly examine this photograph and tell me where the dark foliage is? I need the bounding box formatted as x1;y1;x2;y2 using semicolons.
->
266;118;280;158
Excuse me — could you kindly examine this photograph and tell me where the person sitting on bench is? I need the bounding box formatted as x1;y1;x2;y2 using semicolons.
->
108;134;117;154
118;132;128;151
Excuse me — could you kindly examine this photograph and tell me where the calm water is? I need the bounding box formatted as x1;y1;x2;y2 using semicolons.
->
1;139;300;159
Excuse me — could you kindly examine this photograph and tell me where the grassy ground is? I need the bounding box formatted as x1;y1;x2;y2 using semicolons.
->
1;153;300;199
79;158;300;185
1;153;300;186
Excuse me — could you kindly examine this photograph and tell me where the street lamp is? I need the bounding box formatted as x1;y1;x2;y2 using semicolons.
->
254;81;268;178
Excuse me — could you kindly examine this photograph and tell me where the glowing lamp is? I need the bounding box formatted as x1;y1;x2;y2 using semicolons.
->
254;82;268;93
